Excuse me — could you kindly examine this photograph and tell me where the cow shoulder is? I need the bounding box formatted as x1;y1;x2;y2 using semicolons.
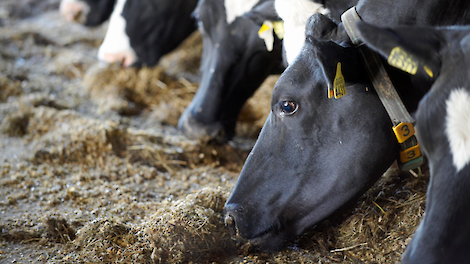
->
445;88;470;172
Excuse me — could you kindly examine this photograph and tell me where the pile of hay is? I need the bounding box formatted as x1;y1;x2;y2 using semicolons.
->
83;64;197;122
60;187;236;263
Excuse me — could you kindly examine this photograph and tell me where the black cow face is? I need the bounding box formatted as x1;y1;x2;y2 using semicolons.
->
224;0;470;253
122;0;198;67
224;14;402;250
178;0;284;141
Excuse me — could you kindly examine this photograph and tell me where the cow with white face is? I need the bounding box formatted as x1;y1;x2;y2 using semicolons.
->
177;0;285;141
98;0;198;67
60;0;116;26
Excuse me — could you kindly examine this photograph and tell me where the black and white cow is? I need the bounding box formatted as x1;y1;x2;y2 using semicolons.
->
98;0;198;67
357;22;470;264
60;0;116;26
224;0;470;251
177;0;285;141
177;0;356;141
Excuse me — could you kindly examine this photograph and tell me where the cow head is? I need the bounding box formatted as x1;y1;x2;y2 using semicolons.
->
60;0;115;26
123;0;198;67
223;13;431;250
177;0;284;141
357;22;470;264
98;0;198;67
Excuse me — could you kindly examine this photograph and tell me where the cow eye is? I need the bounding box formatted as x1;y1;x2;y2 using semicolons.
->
278;101;298;116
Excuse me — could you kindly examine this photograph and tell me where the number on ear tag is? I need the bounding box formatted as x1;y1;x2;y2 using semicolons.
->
333;62;346;99
399;144;421;164
258;21;274;52
388;47;418;75
393;122;415;143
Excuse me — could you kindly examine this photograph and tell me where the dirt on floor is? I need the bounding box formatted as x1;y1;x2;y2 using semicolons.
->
0;1;429;263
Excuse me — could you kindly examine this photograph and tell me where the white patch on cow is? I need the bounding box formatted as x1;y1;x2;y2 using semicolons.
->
60;0;90;23
224;0;259;24
98;0;137;67
446;88;470;172
275;0;330;64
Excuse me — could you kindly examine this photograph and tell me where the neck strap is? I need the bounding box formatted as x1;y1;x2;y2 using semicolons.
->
341;7;424;171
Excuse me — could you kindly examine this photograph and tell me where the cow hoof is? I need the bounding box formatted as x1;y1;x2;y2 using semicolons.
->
177;112;224;141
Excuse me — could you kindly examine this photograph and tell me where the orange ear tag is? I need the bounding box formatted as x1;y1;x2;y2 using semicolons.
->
328;84;334;98
333;62;346;99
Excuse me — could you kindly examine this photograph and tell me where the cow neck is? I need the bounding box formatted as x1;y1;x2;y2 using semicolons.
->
340;7;424;172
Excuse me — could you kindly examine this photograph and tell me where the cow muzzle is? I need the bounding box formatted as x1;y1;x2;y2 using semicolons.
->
224;202;289;251
224;213;238;237
177;108;225;141
60;0;88;24
223;204;245;240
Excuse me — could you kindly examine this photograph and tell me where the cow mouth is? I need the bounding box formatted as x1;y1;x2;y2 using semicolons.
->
251;223;281;241
235;219;291;251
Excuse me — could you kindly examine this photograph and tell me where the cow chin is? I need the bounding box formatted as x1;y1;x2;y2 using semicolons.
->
227;212;305;252
248;229;294;252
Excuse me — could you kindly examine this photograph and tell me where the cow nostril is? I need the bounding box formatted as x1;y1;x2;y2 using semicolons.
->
224;213;238;236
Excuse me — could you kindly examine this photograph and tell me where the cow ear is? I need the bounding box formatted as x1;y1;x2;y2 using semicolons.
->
356;22;442;79
244;1;283;52
311;37;368;99
306;13;337;40
243;1;280;25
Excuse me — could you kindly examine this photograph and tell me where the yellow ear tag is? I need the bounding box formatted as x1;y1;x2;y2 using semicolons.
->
258;21;274;52
424;65;433;78
258;22;271;34
272;21;284;40
333;62;346;99
388;47;418;75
